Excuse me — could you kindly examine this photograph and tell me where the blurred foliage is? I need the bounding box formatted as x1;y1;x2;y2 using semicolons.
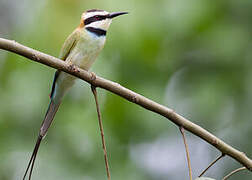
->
1;0;252;179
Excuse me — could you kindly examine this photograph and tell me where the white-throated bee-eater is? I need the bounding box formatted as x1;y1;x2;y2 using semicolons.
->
23;9;128;180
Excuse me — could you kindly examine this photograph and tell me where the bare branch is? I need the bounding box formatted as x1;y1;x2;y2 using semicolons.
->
1;38;252;171
180;127;193;180
199;153;225;177
222;167;247;180
91;85;111;180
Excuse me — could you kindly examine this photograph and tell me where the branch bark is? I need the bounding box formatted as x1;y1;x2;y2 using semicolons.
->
1;37;252;171
91;86;111;180
222;167;247;180
180;127;193;180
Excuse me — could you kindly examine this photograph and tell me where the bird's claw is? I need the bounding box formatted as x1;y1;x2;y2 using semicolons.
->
90;72;97;81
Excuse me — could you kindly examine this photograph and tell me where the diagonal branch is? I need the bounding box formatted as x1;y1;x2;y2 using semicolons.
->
222;167;247;180
0;37;252;171
180;127;193;180
91;85;111;180
199;153;225;177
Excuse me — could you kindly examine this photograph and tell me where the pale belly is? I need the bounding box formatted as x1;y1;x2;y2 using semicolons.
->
54;35;105;100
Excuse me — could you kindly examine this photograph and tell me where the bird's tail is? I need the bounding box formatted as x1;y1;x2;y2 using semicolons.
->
23;99;61;180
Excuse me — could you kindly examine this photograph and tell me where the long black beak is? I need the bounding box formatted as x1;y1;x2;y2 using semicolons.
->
108;12;128;19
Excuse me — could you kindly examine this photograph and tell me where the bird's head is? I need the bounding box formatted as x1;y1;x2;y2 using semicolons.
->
79;9;128;35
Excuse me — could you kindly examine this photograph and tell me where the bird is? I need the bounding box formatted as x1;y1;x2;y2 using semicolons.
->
23;9;128;180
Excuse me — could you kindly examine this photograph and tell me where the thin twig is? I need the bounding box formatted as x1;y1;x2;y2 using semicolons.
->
91;85;111;180
180;127;192;180
199;153;225;177
222;167;247;180
1;38;252;170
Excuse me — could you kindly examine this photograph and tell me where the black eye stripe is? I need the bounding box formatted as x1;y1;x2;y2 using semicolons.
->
84;15;108;25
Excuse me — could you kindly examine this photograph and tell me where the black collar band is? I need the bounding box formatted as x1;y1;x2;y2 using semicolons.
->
86;27;107;37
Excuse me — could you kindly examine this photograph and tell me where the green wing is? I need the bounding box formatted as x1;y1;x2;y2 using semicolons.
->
58;29;79;60
50;29;79;99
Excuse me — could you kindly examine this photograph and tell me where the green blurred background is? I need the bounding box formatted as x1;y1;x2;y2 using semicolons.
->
1;0;252;179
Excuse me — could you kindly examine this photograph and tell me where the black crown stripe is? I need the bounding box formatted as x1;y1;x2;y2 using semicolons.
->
86;9;104;13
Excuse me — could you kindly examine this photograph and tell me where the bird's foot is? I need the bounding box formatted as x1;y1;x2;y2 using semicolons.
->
90;72;97;81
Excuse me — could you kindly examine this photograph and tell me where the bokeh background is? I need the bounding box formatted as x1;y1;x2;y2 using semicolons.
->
1;0;252;179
